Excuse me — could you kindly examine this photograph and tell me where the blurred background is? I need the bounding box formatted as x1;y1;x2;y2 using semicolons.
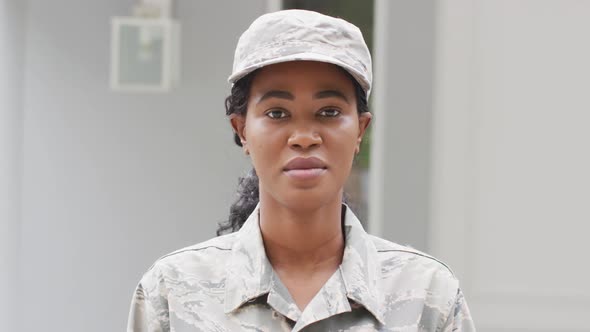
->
1;0;589;331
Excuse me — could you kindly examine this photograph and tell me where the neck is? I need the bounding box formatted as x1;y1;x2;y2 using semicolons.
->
258;194;345;273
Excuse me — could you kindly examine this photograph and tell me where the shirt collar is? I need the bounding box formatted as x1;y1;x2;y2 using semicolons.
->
223;203;272;313
339;203;385;324
223;203;385;325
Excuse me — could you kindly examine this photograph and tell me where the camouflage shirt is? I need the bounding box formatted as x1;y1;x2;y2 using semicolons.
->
127;204;475;331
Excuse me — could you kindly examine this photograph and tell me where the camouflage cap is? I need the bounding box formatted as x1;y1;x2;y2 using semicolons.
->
228;9;373;97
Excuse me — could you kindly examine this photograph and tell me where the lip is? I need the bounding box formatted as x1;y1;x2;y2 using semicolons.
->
283;157;327;171
283;157;328;181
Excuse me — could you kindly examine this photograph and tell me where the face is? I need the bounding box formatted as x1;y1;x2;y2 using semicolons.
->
230;61;372;211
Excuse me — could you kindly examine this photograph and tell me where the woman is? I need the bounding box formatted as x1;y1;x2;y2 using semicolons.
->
127;9;475;332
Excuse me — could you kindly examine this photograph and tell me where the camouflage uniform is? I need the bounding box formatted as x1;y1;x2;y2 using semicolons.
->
127;204;475;331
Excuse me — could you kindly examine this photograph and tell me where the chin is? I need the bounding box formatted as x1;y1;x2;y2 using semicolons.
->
276;188;341;212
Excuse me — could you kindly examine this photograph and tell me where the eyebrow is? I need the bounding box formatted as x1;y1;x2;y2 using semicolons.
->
258;90;294;103
257;89;350;104
314;90;349;103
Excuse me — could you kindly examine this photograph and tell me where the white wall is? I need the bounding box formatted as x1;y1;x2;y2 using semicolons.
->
0;0;25;331
370;0;435;251
18;1;264;331
430;0;590;331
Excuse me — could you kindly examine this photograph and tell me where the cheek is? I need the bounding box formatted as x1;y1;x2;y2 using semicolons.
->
244;115;360;168
326;119;360;154
244;117;286;169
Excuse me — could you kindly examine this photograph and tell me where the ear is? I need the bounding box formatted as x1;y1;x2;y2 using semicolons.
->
355;112;372;154
229;114;248;152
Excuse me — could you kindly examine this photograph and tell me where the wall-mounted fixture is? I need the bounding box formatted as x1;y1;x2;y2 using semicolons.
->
110;0;180;92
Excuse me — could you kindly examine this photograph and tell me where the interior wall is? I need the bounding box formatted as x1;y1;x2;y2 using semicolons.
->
18;1;265;331
0;0;25;331
430;0;590;330
370;0;436;251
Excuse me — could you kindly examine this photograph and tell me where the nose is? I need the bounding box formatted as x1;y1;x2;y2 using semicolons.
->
287;128;322;150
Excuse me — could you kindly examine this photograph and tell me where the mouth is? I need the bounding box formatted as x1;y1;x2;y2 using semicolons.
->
283;157;328;181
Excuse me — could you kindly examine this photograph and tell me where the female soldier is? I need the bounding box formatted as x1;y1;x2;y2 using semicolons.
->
127;9;475;332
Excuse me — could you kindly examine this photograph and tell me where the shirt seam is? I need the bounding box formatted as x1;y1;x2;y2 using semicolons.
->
376;249;456;277
146;246;232;272
141;264;171;330
436;288;461;332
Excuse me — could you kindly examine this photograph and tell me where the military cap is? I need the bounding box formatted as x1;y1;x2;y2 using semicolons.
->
228;9;373;96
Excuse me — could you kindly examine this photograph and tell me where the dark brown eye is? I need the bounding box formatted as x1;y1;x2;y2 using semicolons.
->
318;108;341;117
266;109;288;119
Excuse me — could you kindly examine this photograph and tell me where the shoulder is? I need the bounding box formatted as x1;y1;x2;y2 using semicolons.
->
368;234;459;290
138;233;238;288
367;235;464;327
128;234;239;329
370;235;454;272
155;233;236;265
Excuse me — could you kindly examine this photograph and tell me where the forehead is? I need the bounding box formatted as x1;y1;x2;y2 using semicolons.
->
250;61;355;93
